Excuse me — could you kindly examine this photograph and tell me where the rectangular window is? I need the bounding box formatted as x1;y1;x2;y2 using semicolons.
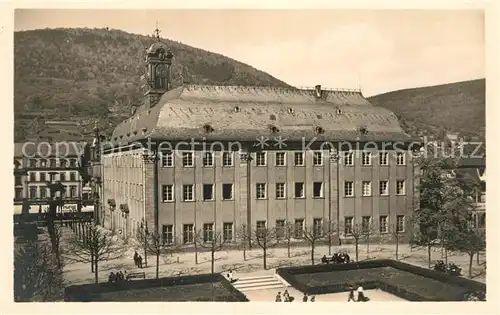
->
15;176;22;186
275;152;286;166
183;224;194;244
313;218;323;237
162;225;173;245
256;221;266;237
50;159;57;168
396;180;406;195
223;223;233;241
29;173;35;181
162;185;174;202
362;181;372;196
256;152;266;166
344;181;354;197
29;187;37;199
256;183;266;199
49;173;56;181
379;152;388;166
29;159;36;168
344;216;354;235
478;213;486;228
379;216;388;233
275;220;285;238
275;183;286;199
40;172;46;182
313;182;323;198
362;152;372;166
203;184;214;201
294;182;305;198
161;152;174;167
40;187;46;199
70;172;76;181
344;152;354;166
182;152;194;167
203;152;214;167
396;152;406;165
294;219;304;238
15;188;23;200
222;152;233;167
294;152;304;166
379;181;389;196
362;216;371;233
313;151;323;166
59;172;65;181
222;184;233;200
70;185;77;197
183;185;194;201
203;223;214;242
396;215;405;233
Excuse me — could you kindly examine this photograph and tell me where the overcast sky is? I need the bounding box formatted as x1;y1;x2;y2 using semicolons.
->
14;9;484;96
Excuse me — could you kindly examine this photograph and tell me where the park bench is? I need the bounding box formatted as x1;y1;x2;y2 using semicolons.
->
126;272;146;280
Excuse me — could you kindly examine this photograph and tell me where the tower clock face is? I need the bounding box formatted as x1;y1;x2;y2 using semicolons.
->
155;65;167;77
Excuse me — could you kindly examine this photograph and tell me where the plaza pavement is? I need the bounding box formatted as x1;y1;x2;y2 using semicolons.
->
60;227;486;286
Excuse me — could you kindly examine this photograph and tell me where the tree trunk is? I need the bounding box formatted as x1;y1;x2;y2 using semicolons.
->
328;234;332;256
395;237;399;261
263;247;267;270
243;243;246;261
287;239;291;258
476;251;480;265
366;235;370;258
355;239;359;261
311;242;315;265
427;244;431;269
194;241;198;264
211;249;215;274
94;259;99;284
91;252;94;272
469;253;474;278
444;249;448;265
156;252;160;279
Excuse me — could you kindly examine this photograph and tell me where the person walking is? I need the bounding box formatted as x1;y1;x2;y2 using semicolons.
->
133;251;139;267
138;255;143;268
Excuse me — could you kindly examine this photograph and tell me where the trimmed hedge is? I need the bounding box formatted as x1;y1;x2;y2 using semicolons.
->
277;259;486;301
64;273;248;302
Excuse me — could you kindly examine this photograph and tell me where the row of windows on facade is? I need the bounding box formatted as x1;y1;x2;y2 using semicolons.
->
15;172;80;185
20;158;79;168
159;215;406;244
104;179;144;202
156;151;407;168
160;180;407;202
15;186;79;199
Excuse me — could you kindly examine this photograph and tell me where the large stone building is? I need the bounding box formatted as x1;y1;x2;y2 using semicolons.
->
98;35;420;245
13;142;92;216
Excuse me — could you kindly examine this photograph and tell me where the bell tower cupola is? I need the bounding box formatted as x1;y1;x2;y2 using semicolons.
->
143;26;173;108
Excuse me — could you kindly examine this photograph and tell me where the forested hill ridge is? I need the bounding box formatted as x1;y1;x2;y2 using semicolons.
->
368;79;485;140
14;28;289;141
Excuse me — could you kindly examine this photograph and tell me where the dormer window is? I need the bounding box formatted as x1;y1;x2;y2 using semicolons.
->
269;125;279;134
315;126;325;134
359;126;368;135
203;124;214;133
269;114;277;121
336;108;343;115
288;108;295;114
234;106;241;113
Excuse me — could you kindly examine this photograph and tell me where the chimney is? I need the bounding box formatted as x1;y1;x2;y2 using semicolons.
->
314;85;322;98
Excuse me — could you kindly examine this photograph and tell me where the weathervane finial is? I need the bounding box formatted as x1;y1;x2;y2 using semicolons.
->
154;21;161;41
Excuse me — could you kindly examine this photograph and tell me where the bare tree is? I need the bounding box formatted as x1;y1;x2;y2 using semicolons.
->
449;226;486;278
344;222;364;262
252;226;279;270
143;231;182;279
323;220;338;256
361;220;376;259
14;241;65;302
65;222;124;283
303;223;326;265
52;224;63;268
389;223;404;260
196;229;227;273
280;221;294;258
236;224;251;261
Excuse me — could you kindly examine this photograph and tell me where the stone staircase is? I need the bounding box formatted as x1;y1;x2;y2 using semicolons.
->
232;274;289;292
